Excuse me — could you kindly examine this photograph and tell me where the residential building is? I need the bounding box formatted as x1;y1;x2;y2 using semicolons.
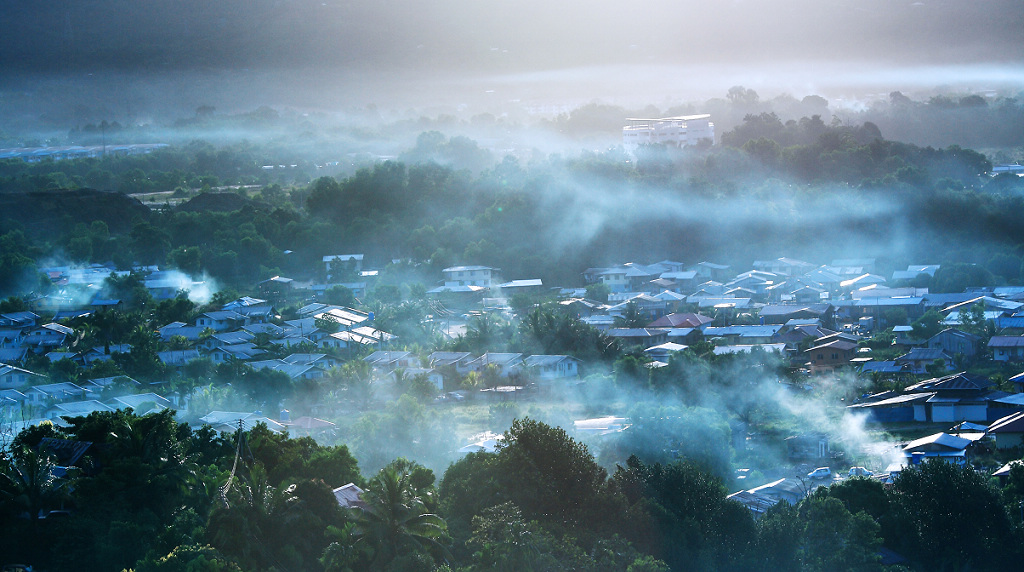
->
622;114;714;148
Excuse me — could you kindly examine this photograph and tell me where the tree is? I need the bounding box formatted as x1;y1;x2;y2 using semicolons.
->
910;309;944;340
493;418;612;532
324;284;356;307
615;301;648;328
585;282;610;303
887;460;1016;570
0;446;63;537
799;496;881;572
347;464;450;569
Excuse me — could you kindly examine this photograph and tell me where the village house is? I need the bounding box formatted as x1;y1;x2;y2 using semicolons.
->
466;353;524;378
24;382;88;407
804;339;858;373
323;254;364;280
606;328;670;349
364;351;417;373
0;363;46;389
282;353;340;370
522;355;581;380
428;352;474;375
987;411;1024;449
107;392;174;414
894;347;954;374
849;372;1009;423
45;399;115;420
196;311;247;332
988;336;1024;361
646;312;713;329
441;266;500;289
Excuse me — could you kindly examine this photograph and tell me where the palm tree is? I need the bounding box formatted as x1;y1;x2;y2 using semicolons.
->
350;465;450;568
0;447;63;535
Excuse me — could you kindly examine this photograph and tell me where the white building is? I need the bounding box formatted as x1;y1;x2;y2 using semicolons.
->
442;266;499;289
623;114;714;149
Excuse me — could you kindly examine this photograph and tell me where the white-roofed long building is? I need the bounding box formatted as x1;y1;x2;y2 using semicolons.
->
623;115;714;149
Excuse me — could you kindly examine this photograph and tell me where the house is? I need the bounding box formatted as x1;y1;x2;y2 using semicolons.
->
692;297;753;310
644;342;689;363
713;343;785;356
0;363;46;389
282;353;339;370
703;325;783;345
107;392;174;414
428;352;474;374
752;257;815;276
323;326;396;350
82;375;142;399
850;372;1006;423
197;411;287;434
622;114;714;148
0;311;41;329
496;279;544;293
833;297;926;326
840;274;888;290
159;322;206;342
158;349;202;367
902;432;971;466
831;258;877;273
204;343;266;363
597;267;630;293
1011;371;1024;393
805;340;858;373
895;347;954;375
466;353;524;378
993;460;1024;486
646;313;713;329
333;483;366;509
257;276;294;298
0;329;24;348
441;266;499;289
364;351;417;372
45;399;116;421
892;264;940;282
986;411;1024;449
608;294;667;320
522;355;581;380
658;271;697;292
926;329;981;360
24;322;74;351
323;254;364;280
24;382;88;406
393;367;445;391
247;360;327;381
196;311;248;332
690;262;731;282
989;336;1024;362
0;389;27;416
606;328;669;349
284;415;337;437
758;304;834;325
80;344;133;365
199;330;256;351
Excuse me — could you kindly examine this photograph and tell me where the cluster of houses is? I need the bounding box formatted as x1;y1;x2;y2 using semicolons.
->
729;405;1024;519
560;257;1024;374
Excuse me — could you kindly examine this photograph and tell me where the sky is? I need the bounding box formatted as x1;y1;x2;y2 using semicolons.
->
1;0;1022;116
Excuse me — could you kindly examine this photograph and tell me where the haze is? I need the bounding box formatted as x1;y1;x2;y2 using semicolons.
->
2;0;1022;120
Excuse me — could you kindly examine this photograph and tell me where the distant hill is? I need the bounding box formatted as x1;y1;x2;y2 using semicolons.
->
0;188;150;236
